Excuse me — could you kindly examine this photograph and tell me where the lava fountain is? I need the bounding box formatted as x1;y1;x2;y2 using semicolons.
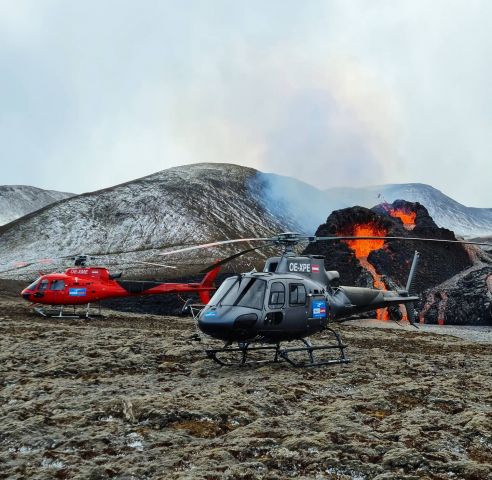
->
387;208;416;230
343;223;389;320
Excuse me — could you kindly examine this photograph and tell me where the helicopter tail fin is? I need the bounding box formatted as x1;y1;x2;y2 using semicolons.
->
198;263;221;304
403;251;420;328
405;251;420;294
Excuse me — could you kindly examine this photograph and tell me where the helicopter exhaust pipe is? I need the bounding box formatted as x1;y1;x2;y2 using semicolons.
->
404;251;420;328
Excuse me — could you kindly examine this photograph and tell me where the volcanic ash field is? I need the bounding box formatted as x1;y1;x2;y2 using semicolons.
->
0;291;491;480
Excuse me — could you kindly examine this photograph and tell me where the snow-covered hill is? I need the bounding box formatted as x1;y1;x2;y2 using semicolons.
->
325;183;492;237
1;165;491;279
0;186;73;226
0;164;302;279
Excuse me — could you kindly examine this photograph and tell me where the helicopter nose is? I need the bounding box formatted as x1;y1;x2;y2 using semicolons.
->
21;289;31;301
198;310;234;339
198;308;258;341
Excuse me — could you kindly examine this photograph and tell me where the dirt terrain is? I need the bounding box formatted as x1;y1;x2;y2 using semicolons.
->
0;289;491;479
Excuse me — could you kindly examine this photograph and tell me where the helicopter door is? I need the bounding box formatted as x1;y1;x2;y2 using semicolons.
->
34;279;50;298
49;280;66;303
284;283;308;335
264;281;286;328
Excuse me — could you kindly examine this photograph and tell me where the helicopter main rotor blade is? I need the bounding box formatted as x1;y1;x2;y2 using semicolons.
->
312;235;492;247
133;261;178;269
200;243;277;274
0;252;108;275
156;238;271;257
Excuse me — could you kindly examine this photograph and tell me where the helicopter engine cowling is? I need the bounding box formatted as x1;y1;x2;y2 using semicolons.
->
263;255;335;287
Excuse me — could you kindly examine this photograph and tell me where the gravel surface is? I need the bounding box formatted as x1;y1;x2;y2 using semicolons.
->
344;319;492;344
0;297;491;479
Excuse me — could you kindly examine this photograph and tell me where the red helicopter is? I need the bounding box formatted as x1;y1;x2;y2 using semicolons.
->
19;255;220;318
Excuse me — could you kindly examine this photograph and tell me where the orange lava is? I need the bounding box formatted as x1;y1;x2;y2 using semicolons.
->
343;223;389;320
388;209;416;230
359;257;390;320
345;224;387;257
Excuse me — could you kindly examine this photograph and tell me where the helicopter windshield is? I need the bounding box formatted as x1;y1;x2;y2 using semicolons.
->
209;276;266;310
208;277;237;305
25;278;41;291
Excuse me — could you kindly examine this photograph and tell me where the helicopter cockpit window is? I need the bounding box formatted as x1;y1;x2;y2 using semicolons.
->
50;280;65;291
38;279;49;292
289;284;306;305
219;277;266;310
207;277;238;306
26;278;41;291
268;282;285;308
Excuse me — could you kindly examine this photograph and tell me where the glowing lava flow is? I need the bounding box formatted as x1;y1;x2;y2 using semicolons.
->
388;209;416;230
344;224;389;321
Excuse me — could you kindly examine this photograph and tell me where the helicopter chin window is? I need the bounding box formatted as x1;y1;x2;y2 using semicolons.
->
234;313;258;329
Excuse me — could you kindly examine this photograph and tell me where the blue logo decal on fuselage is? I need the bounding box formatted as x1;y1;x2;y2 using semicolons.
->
312;299;327;319
204;310;217;318
69;288;87;297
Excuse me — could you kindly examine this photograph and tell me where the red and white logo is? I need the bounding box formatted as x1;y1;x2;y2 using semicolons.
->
312;265;320;273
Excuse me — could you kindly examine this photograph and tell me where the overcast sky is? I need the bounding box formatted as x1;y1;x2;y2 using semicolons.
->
1;0;491;206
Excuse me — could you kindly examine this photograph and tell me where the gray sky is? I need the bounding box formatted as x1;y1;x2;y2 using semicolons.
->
1;0;491;206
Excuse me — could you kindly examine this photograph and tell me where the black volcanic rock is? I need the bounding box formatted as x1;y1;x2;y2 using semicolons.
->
304;202;473;292
372;199;438;231
304;206;397;287
369;200;472;292
419;261;492;325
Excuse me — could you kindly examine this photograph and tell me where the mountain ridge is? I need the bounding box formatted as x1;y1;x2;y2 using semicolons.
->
0;185;74;226
323;183;492;237
0;164;301;279
1;164;491;280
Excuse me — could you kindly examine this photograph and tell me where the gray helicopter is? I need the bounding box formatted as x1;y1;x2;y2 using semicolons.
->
162;232;492;367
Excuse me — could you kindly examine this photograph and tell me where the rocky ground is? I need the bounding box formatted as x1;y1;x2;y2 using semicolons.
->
0;289;491;479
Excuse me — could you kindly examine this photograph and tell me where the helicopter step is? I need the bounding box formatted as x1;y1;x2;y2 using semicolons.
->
205;328;350;368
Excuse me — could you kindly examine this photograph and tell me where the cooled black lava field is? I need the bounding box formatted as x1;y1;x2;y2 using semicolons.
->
0;288;491;479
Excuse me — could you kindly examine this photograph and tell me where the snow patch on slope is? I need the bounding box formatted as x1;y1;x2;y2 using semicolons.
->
0;186;73;226
0;164;299;279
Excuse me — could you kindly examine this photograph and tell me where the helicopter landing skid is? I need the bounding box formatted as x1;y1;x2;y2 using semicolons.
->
205;329;350;368
33;306;79;318
33;304;103;319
